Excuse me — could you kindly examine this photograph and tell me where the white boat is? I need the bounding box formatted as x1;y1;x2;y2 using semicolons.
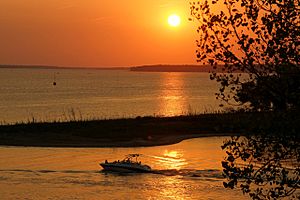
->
100;154;152;173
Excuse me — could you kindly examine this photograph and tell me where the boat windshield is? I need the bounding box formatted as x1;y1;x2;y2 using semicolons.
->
123;154;142;163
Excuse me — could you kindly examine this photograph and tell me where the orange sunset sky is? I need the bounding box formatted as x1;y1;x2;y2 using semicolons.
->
0;0;198;67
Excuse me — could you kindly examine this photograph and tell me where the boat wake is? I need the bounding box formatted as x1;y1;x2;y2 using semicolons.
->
152;169;223;179
0;169;100;174
0;168;223;179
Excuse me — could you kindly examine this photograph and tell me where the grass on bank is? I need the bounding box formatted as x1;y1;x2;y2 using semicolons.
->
0;110;299;147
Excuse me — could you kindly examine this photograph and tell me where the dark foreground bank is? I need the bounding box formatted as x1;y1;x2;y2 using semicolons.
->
0;111;299;147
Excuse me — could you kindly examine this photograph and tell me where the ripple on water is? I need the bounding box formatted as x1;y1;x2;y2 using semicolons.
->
0;138;249;199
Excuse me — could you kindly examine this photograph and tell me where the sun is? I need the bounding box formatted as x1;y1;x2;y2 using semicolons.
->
168;14;181;27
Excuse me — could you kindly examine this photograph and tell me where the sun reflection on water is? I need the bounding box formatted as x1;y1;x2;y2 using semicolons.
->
164;150;181;158
158;176;189;200
159;73;188;116
152;150;187;170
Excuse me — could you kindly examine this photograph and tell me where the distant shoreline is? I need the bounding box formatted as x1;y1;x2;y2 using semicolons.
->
1;111;297;148
0;64;249;73
130;64;215;72
0;64;216;73
0;64;129;70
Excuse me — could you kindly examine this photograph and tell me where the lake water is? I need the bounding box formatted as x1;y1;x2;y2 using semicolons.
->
0;137;249;200
0;68;221;123
0;68;250;199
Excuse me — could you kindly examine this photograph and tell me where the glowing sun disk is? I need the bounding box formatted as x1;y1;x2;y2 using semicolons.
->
168;14;181;27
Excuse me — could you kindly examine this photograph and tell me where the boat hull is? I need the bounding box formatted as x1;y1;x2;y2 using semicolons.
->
100;163;151;173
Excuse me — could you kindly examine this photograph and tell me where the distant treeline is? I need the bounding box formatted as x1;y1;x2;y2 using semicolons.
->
130;65;224;72
0;65;128;70
0;64;64;69
1;64;240;72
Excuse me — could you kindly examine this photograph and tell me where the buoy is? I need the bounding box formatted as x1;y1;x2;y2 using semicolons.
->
53;72;57;86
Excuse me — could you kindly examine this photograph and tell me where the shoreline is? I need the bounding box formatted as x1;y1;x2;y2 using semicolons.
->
0;133;234;148
0;111;298;148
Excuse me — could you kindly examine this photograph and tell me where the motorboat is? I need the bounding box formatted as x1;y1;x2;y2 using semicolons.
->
100;154;152;173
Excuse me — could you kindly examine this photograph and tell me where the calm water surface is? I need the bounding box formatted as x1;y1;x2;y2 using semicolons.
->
0;137;249;199
0;69;249;199
0;68;221;123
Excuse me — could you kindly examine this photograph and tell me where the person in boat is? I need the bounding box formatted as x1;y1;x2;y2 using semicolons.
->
105;160;108;164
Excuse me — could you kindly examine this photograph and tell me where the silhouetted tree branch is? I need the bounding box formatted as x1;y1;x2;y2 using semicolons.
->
221;129;300;199
190;0;300;199
190;0;300;111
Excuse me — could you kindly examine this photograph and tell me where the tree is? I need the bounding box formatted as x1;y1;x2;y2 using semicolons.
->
190;0;300;199
219;109;300;199
222;132;299;199
190;0;300;111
